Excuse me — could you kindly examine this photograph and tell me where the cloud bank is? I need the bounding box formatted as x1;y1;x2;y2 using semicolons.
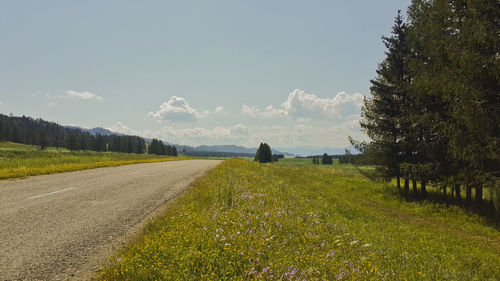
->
36;90;103;102
108;122;250;144
241;104;288;118
109;89;366;148
242;89;364;119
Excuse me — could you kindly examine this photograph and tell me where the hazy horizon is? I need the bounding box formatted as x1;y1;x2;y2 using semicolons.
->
0;1;411;148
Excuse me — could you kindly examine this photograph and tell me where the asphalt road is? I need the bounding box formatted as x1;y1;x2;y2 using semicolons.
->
0;159;221;280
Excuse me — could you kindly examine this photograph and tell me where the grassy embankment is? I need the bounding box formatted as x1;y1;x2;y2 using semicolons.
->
279;157;493;202
97;158;500;280
0;141;188;179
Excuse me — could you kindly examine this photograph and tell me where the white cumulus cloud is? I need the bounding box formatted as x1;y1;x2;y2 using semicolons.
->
148;96;209;122
281;89;364;119
65;90;103;101
215;106;224;113
107;121;136;135
242;89;364;119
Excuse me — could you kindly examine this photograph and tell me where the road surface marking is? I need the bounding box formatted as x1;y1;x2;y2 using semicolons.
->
29;187;74;199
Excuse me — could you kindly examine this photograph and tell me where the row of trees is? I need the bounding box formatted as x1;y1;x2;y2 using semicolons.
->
353;1;499;214
66;133;146;154
0;114;176;156
0;114;66;148
148;138;178;156
312;153;333;165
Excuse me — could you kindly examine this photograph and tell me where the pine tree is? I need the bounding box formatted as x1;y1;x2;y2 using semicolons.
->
159;140;166;155
254;143;273;163
67;133;78;151
38;130;48;150
321;153;333;165
408;0;500;208
255;143;263;162
358;11;412;190
148;139;158;155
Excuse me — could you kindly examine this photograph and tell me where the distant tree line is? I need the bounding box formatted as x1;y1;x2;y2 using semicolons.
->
338;155;352;164
351;2;499;214
312;153;333;165
148;138;177;156
180;150;255;158
0;114;152;155
0;114;65;148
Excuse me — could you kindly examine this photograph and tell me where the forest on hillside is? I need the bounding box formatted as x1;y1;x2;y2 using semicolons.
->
352;1;499;215
0;114;177;156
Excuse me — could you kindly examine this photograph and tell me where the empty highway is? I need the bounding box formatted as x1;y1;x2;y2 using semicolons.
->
0;159;221;280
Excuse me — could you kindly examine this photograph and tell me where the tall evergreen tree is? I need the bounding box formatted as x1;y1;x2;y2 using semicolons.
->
254;143;273;163
67;133;78;151
38;130;48;150
358;11;412;189
408;0;500;208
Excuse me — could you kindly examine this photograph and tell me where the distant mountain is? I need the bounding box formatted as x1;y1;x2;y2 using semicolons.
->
196;145;254;154
275;146;354;157
65;126;348;157
89;127;123;136
64;126;123;136
174;144;292;157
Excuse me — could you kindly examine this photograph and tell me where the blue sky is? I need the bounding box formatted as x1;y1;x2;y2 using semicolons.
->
0;1;411;148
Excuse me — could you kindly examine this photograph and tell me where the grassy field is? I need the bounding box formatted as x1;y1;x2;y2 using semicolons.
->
0;142;188;179
275;157;362;170
97;159;500;280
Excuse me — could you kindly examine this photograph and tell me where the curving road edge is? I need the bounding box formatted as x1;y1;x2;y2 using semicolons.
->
0;159;222;280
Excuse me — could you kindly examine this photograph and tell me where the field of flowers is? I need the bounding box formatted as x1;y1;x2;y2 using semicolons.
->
0;142;188;179
97;159;500;280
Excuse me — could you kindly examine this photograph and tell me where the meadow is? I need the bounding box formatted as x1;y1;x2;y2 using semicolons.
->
0;142;187;179
97;159;500;280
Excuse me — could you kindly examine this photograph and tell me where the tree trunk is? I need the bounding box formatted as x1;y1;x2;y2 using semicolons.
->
451;186;455;202
443;185;447;201
412;179;417;197
397;172;401;192
404;177;409;196
476;185;483;206
455;184;461;203
466;186;472;203
421;180;427;198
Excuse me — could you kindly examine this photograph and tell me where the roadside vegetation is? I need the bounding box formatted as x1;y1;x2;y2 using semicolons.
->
0;142;187;179
97;159;500;280
351;2;499;215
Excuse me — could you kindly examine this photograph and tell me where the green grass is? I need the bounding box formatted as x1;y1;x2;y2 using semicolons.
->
276;158;374;173
0;142;188;179
275;157;354;167
0;141;70;152
97;159;500;280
